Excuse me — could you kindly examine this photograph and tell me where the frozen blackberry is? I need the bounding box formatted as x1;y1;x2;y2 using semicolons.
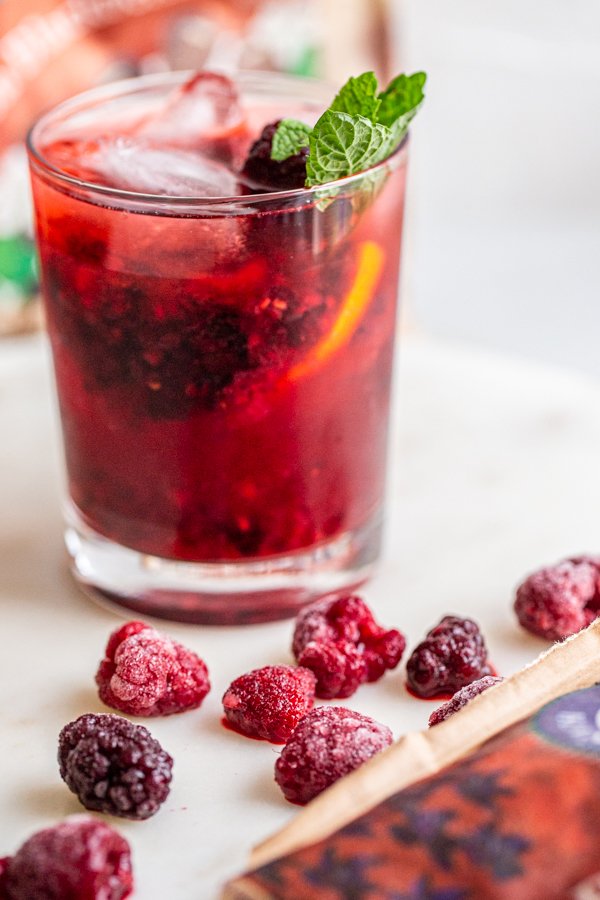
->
222;665;316;742
0;816;133;899
96;620;210;716
406;615;492;699
241;120;308;191
275;706;393;805
292;594;406;699
429;675;503;726
514;557;600;641
58;713;173;820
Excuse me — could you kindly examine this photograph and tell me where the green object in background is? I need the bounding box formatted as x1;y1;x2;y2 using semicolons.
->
290;45;319;78
0;235;38;305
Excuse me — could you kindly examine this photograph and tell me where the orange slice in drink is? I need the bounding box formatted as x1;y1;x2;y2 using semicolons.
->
289;240;385;381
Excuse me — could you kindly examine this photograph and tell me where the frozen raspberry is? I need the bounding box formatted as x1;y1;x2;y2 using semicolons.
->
292;639;367;701
406;615;492;699
96;620;210;716
222;665;316;742
104;620;149;659
292;595;406;699
514;557;600;641
0;858;9;896
240;120;308;191
0;815;133;899
275;706;393;805
58;713;173;820
429;675;503;726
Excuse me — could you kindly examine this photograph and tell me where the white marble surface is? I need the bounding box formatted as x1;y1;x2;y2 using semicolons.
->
2;333;600;897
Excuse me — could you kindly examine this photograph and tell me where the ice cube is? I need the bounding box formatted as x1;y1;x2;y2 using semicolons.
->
80;136;239;197
136;72;247;154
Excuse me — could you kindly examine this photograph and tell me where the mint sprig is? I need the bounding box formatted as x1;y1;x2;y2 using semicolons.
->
330;72;381;121
304;112;392;186
271;118;313;161
272;70;426;187
377;72;427;127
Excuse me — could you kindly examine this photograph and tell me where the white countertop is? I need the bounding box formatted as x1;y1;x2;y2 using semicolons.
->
1;333;600;897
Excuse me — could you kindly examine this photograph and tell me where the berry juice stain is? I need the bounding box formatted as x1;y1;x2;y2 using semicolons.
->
405;683;454;702
220;716;286;744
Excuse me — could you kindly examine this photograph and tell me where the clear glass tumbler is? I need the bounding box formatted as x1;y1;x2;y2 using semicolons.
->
27;71;408;624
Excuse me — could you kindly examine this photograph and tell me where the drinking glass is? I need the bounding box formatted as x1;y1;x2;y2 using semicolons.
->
27;71;408;623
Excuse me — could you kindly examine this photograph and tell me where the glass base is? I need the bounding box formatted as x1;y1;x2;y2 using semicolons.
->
64;505;382;624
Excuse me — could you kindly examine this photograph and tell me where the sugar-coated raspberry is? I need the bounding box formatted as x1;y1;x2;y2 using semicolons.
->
0;816;133;899
275;706;393;805
222;665;316;742
96;620;210;716
406;615;492;699
58;713;173;820
428;675;503;726
240;120;308;191
514;557;600;641
292;595;406;699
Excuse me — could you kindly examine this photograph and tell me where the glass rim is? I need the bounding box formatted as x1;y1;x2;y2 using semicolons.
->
26;68;409;210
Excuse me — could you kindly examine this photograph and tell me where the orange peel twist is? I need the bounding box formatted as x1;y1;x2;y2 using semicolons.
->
289;240;385;381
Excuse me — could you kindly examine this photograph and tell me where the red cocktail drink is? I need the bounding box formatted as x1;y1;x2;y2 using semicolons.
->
28;72;407;623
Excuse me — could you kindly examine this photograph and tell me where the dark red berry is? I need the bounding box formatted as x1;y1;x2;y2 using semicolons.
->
514;557;600;641
240;120;308;191
428;675;503;726
0;815;133;899
58;713;173;820
275;706;393;805
406;615;492;699
96;620;210;716
293;639;367;700
51;272;253;418
222;665;316;742
292;595;406;699
0;857;10;897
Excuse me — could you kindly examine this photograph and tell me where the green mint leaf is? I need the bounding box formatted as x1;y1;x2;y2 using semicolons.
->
305;111;393;187
269;70;426;185
377;71;427;127
330;71;381;121
271;119;312;161
385;112;415;150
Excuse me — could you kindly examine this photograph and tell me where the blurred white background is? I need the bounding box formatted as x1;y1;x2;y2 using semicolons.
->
392;0;600;376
